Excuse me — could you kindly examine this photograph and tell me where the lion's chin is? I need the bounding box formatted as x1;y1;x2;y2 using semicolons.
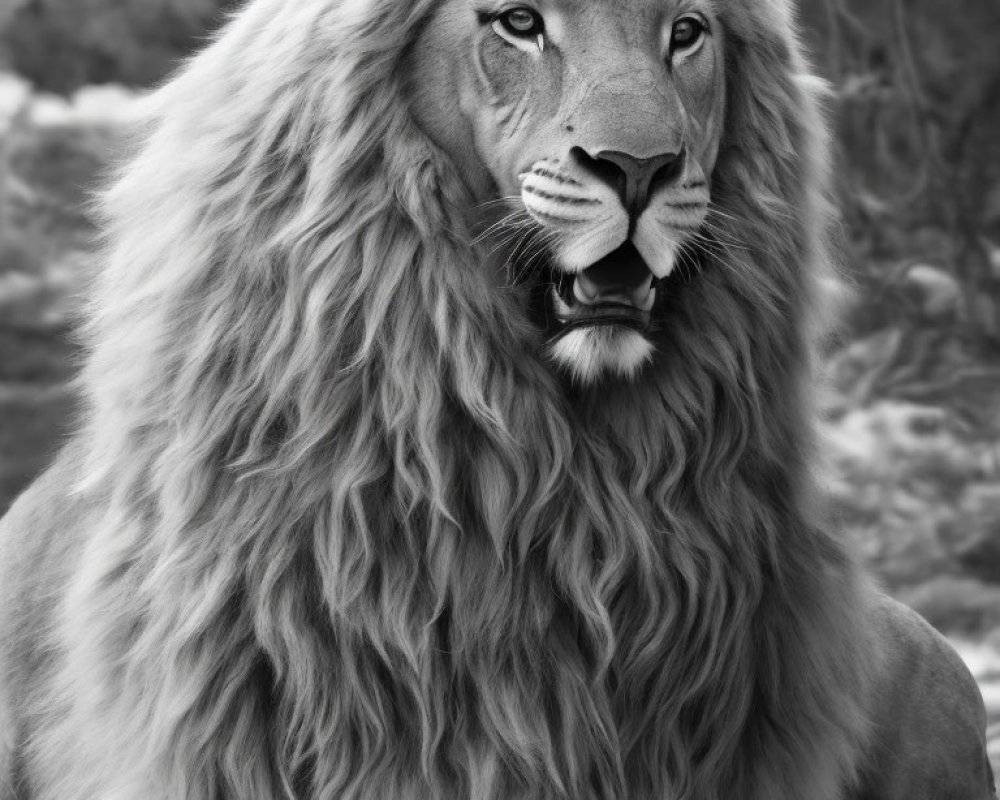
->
548;326;654;384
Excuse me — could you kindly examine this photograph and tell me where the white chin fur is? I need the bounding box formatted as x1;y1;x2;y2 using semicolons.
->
548;327;654;384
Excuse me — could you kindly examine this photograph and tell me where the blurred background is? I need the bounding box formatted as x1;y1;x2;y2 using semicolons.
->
0;0;998;763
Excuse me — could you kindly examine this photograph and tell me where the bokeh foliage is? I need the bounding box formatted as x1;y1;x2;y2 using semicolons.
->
801;0;1000;339
0;0;239;92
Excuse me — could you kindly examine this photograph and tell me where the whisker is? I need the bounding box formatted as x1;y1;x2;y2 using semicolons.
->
473;195;524;213
504;222;558;287
484;218;537;259
514;229;557;283
688;212;749;251
502;225;541;285
473;209;533;247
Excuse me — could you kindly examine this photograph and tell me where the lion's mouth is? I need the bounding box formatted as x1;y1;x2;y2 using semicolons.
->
549;241;656;333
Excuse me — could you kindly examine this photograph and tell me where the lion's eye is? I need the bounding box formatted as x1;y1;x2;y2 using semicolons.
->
671;15;706;53
494;7;544;39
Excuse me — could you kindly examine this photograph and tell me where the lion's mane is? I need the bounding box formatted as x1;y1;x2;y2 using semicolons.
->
30;1;875;798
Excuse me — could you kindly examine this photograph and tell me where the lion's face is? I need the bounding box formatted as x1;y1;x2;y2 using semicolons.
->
407;0;726;383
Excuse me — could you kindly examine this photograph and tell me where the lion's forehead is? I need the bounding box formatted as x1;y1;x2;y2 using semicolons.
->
461;0;726;166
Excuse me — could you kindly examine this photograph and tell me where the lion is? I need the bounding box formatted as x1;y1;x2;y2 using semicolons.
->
0;0;994;797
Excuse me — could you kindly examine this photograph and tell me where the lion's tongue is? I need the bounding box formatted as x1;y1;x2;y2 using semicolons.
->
572;242;655;311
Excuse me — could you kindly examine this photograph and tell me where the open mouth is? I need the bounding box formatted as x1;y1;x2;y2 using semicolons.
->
548;241;656;333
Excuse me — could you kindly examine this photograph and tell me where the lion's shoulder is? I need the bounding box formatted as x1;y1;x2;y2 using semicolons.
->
854;592;995;799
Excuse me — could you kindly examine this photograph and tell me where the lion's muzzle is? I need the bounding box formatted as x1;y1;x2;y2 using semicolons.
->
571;146;685;224
519;147;709;383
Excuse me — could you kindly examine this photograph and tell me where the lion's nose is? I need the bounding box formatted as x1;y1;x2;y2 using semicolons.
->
572;147;684;218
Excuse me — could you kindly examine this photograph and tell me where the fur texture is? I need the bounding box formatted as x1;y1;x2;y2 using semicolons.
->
13;0;882;798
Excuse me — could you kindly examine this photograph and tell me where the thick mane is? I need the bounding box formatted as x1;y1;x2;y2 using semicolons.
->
39;0;874;798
